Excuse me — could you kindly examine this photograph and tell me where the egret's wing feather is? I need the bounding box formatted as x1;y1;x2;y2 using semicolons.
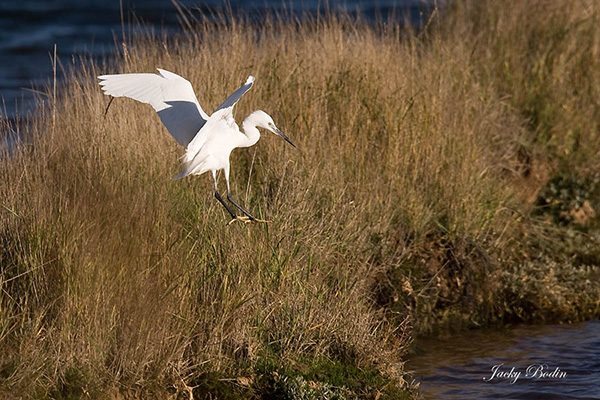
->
213;76;255;115
98;69;209;147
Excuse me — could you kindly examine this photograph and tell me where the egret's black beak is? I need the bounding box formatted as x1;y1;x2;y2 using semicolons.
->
274;127;296;148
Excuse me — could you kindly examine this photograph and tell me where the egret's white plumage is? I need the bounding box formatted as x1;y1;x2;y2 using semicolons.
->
98;69;295;224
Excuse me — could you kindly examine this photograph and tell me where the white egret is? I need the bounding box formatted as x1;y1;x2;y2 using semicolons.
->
98;69;295;224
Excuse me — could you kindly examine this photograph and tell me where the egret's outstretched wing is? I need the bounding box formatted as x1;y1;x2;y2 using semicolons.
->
214;76;254;114
98;68;209;148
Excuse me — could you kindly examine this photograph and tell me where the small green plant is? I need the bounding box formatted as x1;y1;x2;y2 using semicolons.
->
283;376;347;400
535;174;599;226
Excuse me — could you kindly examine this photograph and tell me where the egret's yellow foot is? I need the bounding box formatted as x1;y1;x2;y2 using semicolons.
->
227;216;251;226
227;216;272;226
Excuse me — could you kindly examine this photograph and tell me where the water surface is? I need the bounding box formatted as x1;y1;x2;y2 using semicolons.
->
0;0;433;119
407;320;600;399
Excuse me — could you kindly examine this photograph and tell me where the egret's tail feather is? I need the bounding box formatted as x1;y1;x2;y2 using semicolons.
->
173;171;188;180
174;151;208;180
174;160;194;180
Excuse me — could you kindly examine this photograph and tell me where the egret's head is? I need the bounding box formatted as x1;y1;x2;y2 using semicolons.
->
254;110;296;148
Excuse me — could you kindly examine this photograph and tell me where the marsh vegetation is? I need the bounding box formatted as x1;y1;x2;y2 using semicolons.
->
1;0;599;398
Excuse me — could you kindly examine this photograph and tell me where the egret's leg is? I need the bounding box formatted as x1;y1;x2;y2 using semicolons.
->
225;174;255;220
212;171;236;219
224;166;271;224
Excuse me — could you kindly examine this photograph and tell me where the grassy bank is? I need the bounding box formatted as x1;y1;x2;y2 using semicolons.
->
2;0;600;398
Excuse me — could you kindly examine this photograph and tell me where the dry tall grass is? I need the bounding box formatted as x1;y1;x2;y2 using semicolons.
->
1;0;600;398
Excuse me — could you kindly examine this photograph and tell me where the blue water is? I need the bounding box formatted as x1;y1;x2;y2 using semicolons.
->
0;0;433;119
407;320;600;400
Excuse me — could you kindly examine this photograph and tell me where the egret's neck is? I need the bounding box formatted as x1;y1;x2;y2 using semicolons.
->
239;113;262;148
